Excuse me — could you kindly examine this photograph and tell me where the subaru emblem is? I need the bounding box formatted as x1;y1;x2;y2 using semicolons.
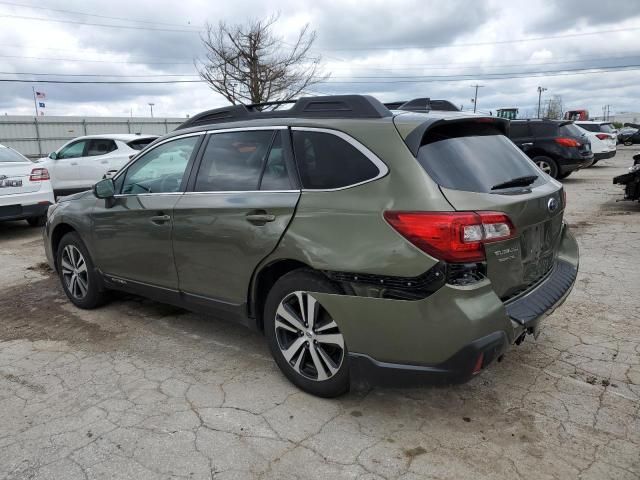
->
547;197;558;212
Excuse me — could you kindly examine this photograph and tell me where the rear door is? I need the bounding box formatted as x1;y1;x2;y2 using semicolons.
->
172;128;300;308
84;139;119;186
414;121;564;299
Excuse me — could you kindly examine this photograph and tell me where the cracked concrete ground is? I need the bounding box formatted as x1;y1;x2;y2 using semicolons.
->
0;148;638;480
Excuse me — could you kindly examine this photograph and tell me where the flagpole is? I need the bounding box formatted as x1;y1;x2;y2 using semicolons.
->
32;86;38;116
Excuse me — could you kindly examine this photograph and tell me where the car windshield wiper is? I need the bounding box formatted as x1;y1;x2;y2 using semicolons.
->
491;175;538;190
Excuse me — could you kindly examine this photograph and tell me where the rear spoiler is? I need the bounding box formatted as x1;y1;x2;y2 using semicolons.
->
403;117;510;156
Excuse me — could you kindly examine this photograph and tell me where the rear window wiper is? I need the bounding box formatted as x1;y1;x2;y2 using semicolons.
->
491;175;538;190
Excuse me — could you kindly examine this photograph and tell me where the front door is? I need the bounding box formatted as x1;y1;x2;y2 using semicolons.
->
52;139;89;190
172;129;300;309
91;134;203;290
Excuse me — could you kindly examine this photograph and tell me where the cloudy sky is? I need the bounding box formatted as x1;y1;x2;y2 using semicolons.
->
1;0;640;118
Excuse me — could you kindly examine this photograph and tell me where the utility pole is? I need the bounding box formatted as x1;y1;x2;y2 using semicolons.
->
537;86;547;118
471;84;484;113
148;103;155;118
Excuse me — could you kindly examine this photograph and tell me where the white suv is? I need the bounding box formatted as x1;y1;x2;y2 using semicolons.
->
575;122;617;164
37;134;157;194
0;144;54;226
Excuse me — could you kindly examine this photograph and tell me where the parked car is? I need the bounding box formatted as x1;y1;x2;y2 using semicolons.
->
618;126;640;145
0;143;54;226
37;134;158;195
43;95;579;397
574;122;617;164
508;119;594;179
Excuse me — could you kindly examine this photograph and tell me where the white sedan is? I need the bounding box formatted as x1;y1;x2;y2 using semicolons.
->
0;143;54;226
37;134;157;194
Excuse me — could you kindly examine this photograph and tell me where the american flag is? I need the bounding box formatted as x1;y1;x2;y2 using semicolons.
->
35;91;46;99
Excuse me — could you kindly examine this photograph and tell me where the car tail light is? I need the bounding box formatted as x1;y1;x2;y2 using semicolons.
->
29;168;50;181
383;211;516;263
595;133;610;140
555;137;581;147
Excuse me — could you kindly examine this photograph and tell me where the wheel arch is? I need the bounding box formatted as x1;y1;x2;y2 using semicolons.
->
50;223;78;269
249;258;318;331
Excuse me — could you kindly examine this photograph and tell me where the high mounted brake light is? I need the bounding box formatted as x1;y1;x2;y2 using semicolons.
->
29;168;50;181
383;211;516;263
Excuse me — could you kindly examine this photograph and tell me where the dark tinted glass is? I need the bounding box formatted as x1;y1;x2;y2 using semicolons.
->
58;140;88;159
576;123;599;132
259;134;290;190
0;147;30;162
292;131;379;189
195;130;274;192
87;139;117;156
417;135;545;193
128;138;156;150
509;123;529;138
530;123;558;137
559;124;584;138
600;123;615;133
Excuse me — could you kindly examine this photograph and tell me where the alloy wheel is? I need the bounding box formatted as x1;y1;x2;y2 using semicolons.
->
61;245;89;299
274;291;345;381
536;160;552;175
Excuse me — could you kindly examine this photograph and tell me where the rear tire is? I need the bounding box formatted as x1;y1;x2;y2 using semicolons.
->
26;216;46;227
533;156;559;179
264;269;349;398
56;232;109;309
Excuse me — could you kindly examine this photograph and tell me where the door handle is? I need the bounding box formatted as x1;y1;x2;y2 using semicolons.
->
521;142;533;147
100;160;108;164
70;162;79;165
150;214;171;224
246;213;276;224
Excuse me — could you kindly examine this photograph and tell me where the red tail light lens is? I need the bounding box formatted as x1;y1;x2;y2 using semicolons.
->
595;133;609;140
29;168;50;181
383;211;516;263
555;137;581;147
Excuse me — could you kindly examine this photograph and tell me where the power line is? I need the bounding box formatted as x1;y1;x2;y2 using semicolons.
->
2;64;640;84
0;1;201;29
318;26;640;51
0;13;201;32
0;54;194;65
0;71;200;77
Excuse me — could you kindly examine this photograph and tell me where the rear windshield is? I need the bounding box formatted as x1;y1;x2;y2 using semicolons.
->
600;123;615;133
0;147;30;162
127;138;156;151
576;123;599;133
559;123;585;138
417;134;546;193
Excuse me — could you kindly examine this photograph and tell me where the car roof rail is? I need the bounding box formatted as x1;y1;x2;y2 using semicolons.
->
385;98;460;112
176;95;392;130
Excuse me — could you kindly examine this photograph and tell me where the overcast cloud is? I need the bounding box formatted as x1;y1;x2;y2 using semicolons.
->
1;0;640;118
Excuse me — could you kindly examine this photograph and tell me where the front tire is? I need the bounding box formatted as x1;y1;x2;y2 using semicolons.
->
264;270;349;397
56;232;109;309
533;156;559;179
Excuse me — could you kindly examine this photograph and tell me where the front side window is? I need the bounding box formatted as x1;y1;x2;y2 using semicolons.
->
194;130;276;192
121;136;199;194
87;139;117;156
292;130;380;189
58;140;88;159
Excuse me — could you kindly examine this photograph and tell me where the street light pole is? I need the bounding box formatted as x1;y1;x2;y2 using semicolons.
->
148;103;155;118
537;86;547;118
471;84;484;113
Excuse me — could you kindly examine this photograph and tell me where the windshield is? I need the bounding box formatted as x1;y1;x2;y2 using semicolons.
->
416;135;546;193
0;147;30;163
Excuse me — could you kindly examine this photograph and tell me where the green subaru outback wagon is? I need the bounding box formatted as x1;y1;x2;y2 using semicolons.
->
44;95;578;397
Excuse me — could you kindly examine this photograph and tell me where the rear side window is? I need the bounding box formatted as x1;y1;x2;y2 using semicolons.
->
292;130;380;189
530;123;558;137
509;123;529;138
128;138;156;151
86;139;117;156
417;130;546;194
194;130;275;192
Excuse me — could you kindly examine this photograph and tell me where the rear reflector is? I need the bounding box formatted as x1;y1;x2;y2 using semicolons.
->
555;137;581;147
383;211;516;263
595;133;610;140
29;168;50;181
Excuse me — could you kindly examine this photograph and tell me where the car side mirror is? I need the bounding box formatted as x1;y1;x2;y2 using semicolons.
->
93;178;115;199
48;151;57;160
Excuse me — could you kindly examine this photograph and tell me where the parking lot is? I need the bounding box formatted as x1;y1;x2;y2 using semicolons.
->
0;148;638;480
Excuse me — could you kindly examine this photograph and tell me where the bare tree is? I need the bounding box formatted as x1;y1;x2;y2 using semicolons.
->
196;15;329;106
545;95;564;119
